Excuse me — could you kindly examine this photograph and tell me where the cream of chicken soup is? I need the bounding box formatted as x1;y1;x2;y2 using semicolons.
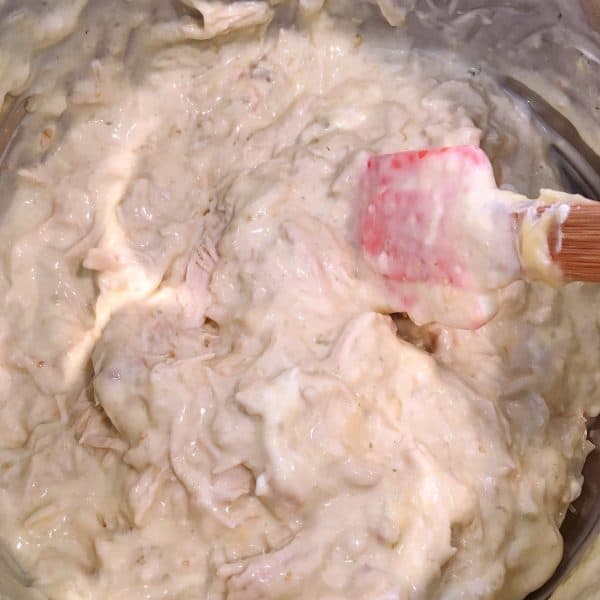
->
0;1;598;599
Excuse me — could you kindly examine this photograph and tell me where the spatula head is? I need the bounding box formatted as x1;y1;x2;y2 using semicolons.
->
360;145;522;329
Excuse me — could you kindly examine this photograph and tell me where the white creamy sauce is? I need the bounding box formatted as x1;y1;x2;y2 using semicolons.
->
0;1;599;599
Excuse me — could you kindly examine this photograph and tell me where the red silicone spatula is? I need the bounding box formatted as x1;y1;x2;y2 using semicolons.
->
360;145;600;328
361;145;600;286
361;146;520;290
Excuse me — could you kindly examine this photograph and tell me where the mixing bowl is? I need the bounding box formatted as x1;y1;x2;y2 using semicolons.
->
0;1;598;598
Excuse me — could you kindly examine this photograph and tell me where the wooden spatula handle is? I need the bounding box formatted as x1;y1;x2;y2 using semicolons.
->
549;203;600;282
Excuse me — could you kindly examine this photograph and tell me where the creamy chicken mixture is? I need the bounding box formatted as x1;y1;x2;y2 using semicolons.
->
0;1;599;599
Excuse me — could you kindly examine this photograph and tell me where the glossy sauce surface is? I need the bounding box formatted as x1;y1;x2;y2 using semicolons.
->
0;2;598;599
